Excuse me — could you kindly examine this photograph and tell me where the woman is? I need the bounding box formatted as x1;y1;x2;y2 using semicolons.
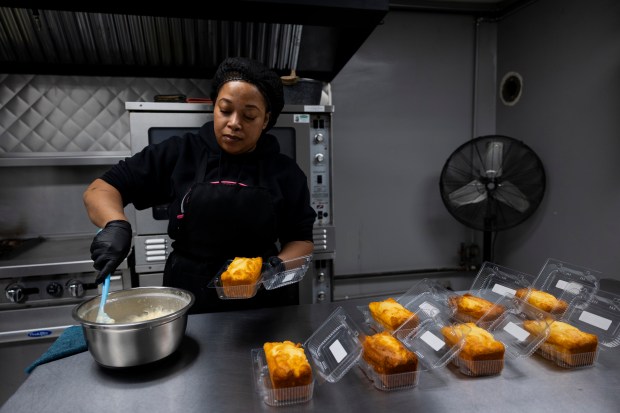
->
84;57;316;313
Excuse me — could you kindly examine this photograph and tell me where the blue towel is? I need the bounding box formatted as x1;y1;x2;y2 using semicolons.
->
25;325;88;374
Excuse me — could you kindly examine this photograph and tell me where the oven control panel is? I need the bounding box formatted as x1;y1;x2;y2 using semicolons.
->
0;270;125;309
308;114;332;227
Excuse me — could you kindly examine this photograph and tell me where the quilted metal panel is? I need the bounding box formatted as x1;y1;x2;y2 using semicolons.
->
0;74;211;156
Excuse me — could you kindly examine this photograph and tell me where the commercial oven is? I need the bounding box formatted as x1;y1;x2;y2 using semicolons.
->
125;102;335;304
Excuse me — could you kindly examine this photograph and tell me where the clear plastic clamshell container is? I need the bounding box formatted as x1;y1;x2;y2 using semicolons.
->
251;307;360;406
530;258;601;312
448;295;553;377
209;255;312;299
369;314;471;390
358;278;458;333
304;307;365;384
469;261;534;301
531;288;620;369
207;260;269;299
452;262;534;328
251;347;314;407
262;255;312;290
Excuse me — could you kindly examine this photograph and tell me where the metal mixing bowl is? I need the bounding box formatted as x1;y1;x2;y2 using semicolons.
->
72;287;195;368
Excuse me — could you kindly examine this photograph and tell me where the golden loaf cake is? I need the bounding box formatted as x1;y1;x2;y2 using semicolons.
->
220;256;263;298
442;322;505;376
362;331;418;387
263;341;313;390
522;319;598;367
448;293;505;323
368;298;419;331
515;288;569;314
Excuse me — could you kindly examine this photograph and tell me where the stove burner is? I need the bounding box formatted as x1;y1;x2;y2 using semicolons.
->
0;237;45;261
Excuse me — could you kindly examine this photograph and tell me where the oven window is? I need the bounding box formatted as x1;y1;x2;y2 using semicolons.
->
149;127;200;145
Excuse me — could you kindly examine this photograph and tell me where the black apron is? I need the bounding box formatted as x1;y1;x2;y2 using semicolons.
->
163;151;299;313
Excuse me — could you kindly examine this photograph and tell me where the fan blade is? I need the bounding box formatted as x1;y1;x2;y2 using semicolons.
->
448;180;487;206
481;141;504;178
493;180;530;213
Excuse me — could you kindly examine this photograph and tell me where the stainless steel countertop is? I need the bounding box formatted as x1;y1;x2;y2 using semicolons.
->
2;298;619;413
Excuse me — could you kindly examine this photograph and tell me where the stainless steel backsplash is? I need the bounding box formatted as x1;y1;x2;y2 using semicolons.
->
0;73;211;237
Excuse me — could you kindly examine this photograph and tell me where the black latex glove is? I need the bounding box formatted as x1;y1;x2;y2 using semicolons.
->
90;220;132;284
267;256;285;276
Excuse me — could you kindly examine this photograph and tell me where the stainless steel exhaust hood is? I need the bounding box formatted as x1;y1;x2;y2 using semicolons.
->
0;1;389;82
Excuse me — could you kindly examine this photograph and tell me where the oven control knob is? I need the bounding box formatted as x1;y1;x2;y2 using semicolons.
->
67;280;85;298
46;282;63;297
314;153;325;163
314;133;324;144
317;290;326;301
6;284;25;304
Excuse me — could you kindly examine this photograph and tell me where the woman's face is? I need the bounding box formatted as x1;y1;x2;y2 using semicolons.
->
213;80;270;155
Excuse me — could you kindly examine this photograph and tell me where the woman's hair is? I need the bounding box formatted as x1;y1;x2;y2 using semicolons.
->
210;57;285;131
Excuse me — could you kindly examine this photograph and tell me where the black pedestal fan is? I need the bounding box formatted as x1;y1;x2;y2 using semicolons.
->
439;135;546;262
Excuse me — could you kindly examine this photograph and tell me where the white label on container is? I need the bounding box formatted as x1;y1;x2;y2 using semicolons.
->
282;272;295;283
503;322;530;342
420;331;445;351
556;280;582;294
293;114;310;123
329;340;347;363
578;311;612;331
419;301;439;317
492;283;516;297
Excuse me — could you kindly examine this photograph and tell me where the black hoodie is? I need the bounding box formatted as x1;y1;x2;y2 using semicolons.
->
101;121;316;247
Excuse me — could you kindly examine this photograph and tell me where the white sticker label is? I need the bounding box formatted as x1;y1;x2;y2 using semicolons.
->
579;310;612;331
419;301;439;317
282;272;295;283
491;283;516;297
329;339;347;363
303;105;324;112
420;331;445;351
293;114;310;123
556;279;582;294
503;322;530;342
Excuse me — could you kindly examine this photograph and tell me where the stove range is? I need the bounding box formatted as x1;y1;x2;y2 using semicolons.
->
0;235;129;309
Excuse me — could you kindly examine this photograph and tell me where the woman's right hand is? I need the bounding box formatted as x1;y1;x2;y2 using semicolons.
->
90;220;132;284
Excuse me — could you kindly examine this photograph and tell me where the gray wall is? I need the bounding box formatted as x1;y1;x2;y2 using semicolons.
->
331;11;480;276
494;0;620;279
330;0;620;281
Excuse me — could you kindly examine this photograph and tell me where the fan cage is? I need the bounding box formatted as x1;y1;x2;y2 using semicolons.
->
439;135;546;233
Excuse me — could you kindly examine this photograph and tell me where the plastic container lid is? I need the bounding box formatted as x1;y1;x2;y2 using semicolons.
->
397;278;459;320
469;261;534;302
395;315;471;371
533;258;601;305
262;255;312;290
560;288;620;349
304;307;364;384
485;296;553;359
